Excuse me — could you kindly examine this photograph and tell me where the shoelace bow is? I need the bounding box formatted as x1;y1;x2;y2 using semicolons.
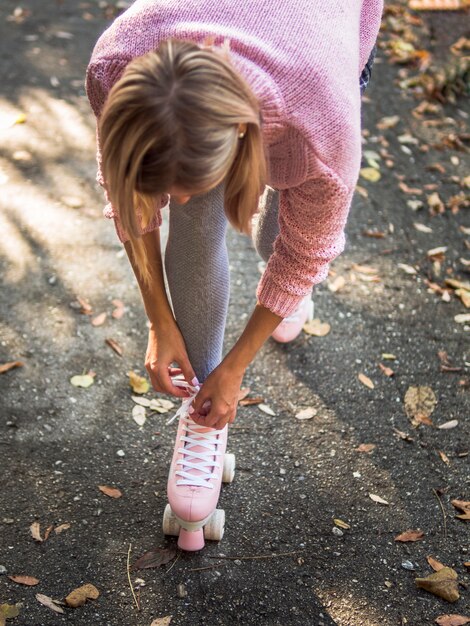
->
166;379;224;489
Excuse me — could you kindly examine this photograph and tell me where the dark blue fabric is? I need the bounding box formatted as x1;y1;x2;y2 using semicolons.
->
360;45;377;94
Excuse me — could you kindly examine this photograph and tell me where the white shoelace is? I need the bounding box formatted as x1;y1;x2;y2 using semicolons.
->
166;379;224;489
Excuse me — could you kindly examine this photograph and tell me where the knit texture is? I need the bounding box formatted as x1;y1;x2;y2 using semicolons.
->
85;0;383;317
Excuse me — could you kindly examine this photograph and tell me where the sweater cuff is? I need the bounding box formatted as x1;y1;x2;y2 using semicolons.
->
256;272;308;318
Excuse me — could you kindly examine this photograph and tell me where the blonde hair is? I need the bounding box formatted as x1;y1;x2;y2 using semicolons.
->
99;39;267;283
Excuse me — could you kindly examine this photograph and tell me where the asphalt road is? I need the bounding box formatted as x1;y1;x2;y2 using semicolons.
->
0;2;469;625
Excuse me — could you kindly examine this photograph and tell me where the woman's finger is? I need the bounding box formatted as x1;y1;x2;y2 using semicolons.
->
158;366;190;398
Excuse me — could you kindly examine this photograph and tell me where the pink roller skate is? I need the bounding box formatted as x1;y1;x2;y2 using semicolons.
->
271;294;314;343
162;379;236;551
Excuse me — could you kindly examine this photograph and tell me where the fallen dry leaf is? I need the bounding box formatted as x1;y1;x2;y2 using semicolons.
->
70;374;94;389
360;167;381;182
111;299;125;319
356;443;376;453
8;575;39;586
428;556;446;571
352;264;379;275
414;222;433;233
91;312;107;327
395;529;424;542
410;0;469;9
398;263;418;275
258;404;276;416
65;583;99;608
415;567;460;602
455;313;470;324
105;338;123;356
150;617;173;626
295;407;317;420
328;276;346;292
428;192;445;215
0;361;24;374
303;319;331;337
451;500;470;521
54;523;70;534
129;371;150;394
239;396;264;406
30;522;42;542
393;428;414;442
98;485;122;499
333;518;350;529
369;493;389;505
435;615;470;626
378;363;395;377
0;604;20;624
132;405;146;427
377;115;400;129
358;373;375;389
438;450;450;464
76;296;92;315
404;386;437;427
35;594;64;614
44;525;53;541
132;547;177;570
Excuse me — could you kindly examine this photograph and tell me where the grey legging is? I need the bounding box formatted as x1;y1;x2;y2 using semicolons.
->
164;184;279;382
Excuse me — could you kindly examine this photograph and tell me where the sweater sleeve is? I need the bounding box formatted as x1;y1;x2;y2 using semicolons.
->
85;58;165;243
256;160;355;318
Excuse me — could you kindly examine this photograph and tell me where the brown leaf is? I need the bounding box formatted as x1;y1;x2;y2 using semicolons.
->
105;338;123;357
435;616;470;626
363;229;386;238
451;500;470;513
76;296;92;315
35;594;64;614
98;485;122;499
150;618;173;626
54;523;71;534
358;373;374;389
111;299;125;319
404;386;437;427
410;0;468;9
239;396;264;406
44;525;53;541
0;361;24;374
438;450;450;464
30;522;42;542
415;567;459;602
393;428;414;442
394;529;424;542
352;264;379;275
65;583;99;608
303;319;331;337
91;312;107;327
369;493;389;505
355;443;376;453
428;556;446;571
378;363;394;377
131;547;177;571
328;275;346;292
399;181;423;195
8;575;39;586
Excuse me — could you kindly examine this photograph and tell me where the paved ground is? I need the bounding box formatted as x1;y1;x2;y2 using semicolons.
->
0;2;469;625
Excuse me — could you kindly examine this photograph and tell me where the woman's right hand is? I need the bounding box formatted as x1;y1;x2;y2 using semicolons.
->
145;322;197;398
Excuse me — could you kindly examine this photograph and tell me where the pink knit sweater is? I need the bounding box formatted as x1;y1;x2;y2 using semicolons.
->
86;0;383;317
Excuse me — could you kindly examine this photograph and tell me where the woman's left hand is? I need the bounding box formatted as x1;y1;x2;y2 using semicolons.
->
190;357;246;430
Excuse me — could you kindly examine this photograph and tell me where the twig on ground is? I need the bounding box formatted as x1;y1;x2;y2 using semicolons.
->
187;564;227;573
127;543;140;611
164;551;181;575
207;550;304;561
432;488;447;538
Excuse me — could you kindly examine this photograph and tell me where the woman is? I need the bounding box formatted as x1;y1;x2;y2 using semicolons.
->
86;0;383;549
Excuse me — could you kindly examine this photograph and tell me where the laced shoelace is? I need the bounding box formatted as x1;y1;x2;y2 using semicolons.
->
166;379;224;489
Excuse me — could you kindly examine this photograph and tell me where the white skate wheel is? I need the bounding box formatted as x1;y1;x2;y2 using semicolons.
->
204;509;225;541
222;453;236;483
162;504;180;536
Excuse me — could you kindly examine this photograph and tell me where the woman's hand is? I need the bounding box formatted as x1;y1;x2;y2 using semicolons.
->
145;322;197;399
190;357;246;430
